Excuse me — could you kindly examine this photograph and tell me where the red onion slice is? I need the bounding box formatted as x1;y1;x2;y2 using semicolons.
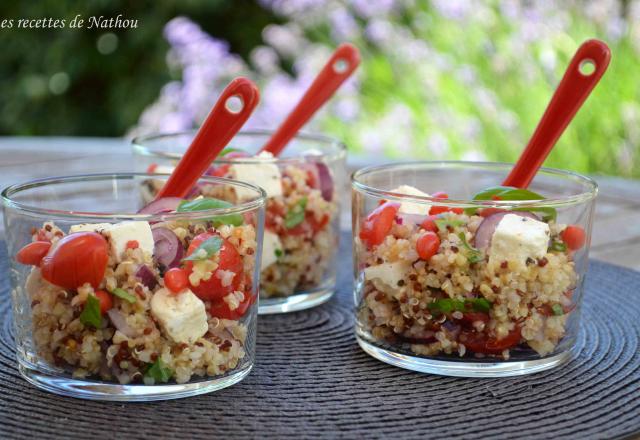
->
135;265;157;290
138;197;183;215
152;227;184;268
107;309;139;338
315;161;334;202
474;211;540;250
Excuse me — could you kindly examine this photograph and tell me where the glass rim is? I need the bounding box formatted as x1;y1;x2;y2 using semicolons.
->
1;172;267;221
351;161;598;208
131;129;347;164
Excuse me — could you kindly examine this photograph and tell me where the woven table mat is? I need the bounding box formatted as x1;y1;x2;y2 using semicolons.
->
1;232;639;440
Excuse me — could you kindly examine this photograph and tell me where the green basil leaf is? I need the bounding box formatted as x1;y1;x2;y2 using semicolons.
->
457;232;484;264
550;240;567;252
274;248;283;258
144;359;173;383
428;297;492;314
219;147;247;157
79;294;102;328
551;303;564;316
465;186;557;221
177;198;243;226
284;197;308;229
183;236;223;262
472;298;492;313
111;288;136;304
434;218;465;231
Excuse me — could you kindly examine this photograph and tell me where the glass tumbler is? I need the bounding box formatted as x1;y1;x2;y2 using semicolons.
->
352;161;597;377
1;173;266;400
132;130;346;314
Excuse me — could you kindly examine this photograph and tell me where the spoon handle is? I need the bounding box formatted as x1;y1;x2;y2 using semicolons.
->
157;77;260;199
260;43;360;156
502;39;611;188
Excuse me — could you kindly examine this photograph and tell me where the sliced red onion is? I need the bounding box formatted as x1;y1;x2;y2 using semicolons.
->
152;227;183;268
107;309;139;338
474;211;540;250
315;161;334;202
135;265;157;290
137;197;183;215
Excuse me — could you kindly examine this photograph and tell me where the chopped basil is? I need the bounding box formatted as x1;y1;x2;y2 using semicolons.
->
457;232;484;264
79;294;102;328
111;288;136;304
434;218;465;231
274;248;283;258
550;240;567;252
465;186;557;221
284;197;308;229
219;147;247;157
551;304;564;316
177;198;243;226
144;359;173;383
428;297;492;314
183;236;223;262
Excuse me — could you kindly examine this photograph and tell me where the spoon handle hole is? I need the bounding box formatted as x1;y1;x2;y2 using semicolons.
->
225;95;244;114
579;59;596;77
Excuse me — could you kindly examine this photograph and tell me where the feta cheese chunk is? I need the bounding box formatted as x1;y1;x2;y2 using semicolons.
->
107;221;154;262
152;165;175;174
230;152;282;201
150;288;208;344
69;223;112;234
364;261;410;289
391;185;431;215
261;229;282;269
488;214;550;266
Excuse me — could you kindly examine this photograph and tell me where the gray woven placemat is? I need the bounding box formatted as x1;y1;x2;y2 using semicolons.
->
1;232;639;440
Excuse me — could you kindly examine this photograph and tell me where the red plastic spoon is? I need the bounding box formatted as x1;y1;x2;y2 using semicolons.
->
156;77;260;199
260;43;361;156
502;39;611;188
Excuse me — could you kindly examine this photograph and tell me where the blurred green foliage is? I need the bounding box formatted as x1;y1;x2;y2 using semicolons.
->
0;0;276;136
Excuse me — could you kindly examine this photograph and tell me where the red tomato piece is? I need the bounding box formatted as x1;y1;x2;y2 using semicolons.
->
479;207;507;217
561;225;586;251
209;292;252;320
429;205;463;215
40;232;108;289
416;232;440;260
94;290;113;314
186;233;243;301
126;240;139;250
16;241;51;266
359;202;400;248
459;312;490;325
461;326;521;354
432;192;448;199
146;163;158;173
420;216;438;232
164;268;189;293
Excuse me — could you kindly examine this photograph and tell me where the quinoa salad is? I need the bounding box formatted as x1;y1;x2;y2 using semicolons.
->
144;150;338;299
356;185;585;360
16;206;258;385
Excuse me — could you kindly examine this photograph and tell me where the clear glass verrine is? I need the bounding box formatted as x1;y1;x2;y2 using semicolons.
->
132;130;347;314
351;161;597;377
1;173;266;400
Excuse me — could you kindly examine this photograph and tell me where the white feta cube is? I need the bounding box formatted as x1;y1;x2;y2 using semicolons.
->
69;223;112;234
230;152;282;201
107;221;154;262
261;229;283;269
150;288;208;344
488;214;550;266
152;165;175;174
364;261;410;289
391;185;431;215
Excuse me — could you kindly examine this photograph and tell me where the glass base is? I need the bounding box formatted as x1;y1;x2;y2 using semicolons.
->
18;359;252;401
258;279;335;314
356;335;573;378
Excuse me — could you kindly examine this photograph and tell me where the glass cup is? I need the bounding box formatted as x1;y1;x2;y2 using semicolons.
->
132;130;346;314
352;161;597;377
1;173;266;400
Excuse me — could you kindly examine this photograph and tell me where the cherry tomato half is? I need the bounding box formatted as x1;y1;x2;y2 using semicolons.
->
209;292;252;320
460;326;521;355
359;202;400;248
16;241;51;266
186;233;243;301
40;232;108;289
561;225;586;251
94;290;113;314
420;216;438;233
